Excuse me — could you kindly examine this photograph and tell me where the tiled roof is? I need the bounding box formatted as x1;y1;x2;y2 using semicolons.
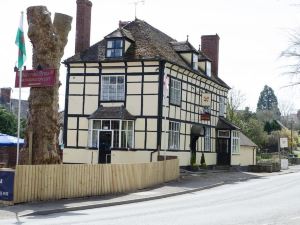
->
105;28;135;42
217;117;240;130
198;51;211;61
240;132;257;147
170;41;198;53
89;106;135;120
65;19;229;89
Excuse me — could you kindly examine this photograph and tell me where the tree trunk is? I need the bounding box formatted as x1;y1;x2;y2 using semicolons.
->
20;6;72;164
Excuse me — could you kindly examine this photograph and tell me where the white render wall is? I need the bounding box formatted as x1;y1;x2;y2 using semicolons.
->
64;60;229;166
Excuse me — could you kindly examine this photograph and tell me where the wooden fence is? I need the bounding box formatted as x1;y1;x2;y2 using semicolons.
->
13;159;179;204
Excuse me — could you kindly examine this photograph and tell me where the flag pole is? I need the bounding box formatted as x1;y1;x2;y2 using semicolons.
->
15;11;26;165
16;69;22;165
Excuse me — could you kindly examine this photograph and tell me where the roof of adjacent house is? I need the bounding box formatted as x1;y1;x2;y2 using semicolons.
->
65;19;229;89
88;106;135;120
240;132;257;147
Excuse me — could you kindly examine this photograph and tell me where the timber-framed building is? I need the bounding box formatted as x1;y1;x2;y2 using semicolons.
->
62;0;246;166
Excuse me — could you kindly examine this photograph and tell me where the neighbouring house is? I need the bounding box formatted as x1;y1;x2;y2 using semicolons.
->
0;87;28;119
62;0;255;167
231;132;257;167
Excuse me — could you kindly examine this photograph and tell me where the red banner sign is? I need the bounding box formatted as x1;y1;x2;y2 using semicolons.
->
15;69;56;88
201;113;211;121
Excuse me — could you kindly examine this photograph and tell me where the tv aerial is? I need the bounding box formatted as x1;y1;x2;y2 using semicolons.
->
133;0;145;19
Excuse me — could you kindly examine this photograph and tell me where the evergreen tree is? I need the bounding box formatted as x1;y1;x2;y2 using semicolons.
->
256;85;281;119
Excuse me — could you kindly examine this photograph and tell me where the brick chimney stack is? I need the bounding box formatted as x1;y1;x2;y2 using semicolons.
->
0;88;11;104
75;0;92;54
201;34;220;77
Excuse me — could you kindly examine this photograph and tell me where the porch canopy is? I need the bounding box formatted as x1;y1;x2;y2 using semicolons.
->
0;133;24;147
89;105;135;120
216;117;240;130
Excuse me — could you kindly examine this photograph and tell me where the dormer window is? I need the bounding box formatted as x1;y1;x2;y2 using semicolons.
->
192;53;198;70
106;39;123;58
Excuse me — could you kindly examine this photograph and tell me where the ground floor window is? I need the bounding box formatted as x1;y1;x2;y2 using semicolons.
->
168;121;180;149
204;128;211;151
231;130;240;154
89;119;134;148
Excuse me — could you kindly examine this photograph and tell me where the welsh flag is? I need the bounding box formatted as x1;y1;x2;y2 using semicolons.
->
15;12;26;70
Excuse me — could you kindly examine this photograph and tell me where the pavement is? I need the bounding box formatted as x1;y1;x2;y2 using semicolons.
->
1;165;300;220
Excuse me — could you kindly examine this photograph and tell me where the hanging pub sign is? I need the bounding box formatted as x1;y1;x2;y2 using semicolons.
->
200;93;211;121
202;93;211;106
15;69;56;88
201;113;210;121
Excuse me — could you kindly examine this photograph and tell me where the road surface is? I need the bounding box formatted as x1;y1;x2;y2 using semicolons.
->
2;171;300;225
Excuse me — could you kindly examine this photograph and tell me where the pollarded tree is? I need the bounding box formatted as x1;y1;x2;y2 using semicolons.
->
20;6;72;164
256;85;281;120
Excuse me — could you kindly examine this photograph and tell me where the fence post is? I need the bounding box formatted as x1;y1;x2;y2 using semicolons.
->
29;131;33;165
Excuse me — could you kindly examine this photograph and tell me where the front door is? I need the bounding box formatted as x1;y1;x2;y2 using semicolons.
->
98;131;112;163
190;135;199;164
217;138;230;165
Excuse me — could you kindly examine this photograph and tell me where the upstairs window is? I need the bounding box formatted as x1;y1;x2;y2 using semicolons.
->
192;53;198;70
219;96;225;117
206;61;211;77
106;39;123;58
170;79;181;106
101;75;125;101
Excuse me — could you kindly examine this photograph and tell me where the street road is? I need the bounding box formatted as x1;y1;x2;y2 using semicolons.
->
3;172;300;225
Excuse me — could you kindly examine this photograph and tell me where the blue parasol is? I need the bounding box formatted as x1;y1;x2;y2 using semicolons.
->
0;133;24;147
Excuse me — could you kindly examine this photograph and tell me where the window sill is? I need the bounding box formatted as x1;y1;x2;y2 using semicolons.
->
231;152;240;155
169;102;181;107
100;100;125;102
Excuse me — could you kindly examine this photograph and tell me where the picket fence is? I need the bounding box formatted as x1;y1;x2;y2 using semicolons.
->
13;159;179;203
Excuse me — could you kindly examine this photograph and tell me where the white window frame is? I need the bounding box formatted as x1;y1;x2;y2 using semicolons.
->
106;39;123;58
168;121;180;150
231;130;240;154
101;75;125;101
89;119;134;148
192;53;198;70
218;130;230;138
219;96;225;117
170;79;181;106
121;120;134;149
206;61;211;77
204;128;211;151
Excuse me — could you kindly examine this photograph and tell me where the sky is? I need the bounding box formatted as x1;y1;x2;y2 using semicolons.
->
1;0;300;113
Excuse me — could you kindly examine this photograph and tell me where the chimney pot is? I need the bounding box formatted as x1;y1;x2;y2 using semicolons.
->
0;88;11;105
119;20;130;28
